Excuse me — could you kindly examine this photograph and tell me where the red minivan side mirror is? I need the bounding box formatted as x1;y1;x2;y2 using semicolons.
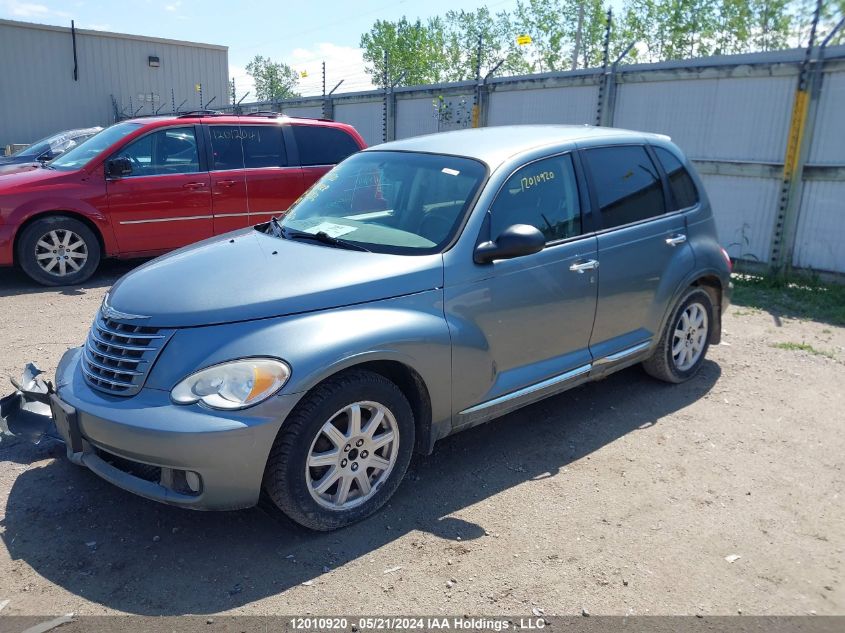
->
106;157;132;179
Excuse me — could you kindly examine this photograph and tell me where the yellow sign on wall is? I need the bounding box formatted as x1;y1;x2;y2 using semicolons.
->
517;34;532;46
300;70;309;78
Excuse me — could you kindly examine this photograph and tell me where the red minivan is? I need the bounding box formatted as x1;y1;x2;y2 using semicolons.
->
0;112;366;285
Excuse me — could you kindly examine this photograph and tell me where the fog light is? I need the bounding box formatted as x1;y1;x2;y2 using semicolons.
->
185;471;201;493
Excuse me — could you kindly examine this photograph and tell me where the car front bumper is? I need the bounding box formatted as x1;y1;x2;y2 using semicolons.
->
1;347;302;510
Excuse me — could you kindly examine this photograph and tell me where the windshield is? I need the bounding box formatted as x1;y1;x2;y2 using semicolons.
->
278;151;486;254
50;122;142;170
11;134;57;158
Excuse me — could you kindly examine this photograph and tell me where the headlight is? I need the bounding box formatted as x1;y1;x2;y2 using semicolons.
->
171;358;290;410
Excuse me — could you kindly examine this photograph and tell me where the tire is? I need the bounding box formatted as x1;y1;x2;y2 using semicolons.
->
17;216;101;286
263;369;415;531
643;287;714;383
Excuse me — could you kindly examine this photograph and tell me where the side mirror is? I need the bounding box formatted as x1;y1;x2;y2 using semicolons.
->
37;151;55;163
474;223;546;264
106;157;132;179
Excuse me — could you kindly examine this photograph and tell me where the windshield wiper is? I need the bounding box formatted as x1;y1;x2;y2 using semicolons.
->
286;229;370;252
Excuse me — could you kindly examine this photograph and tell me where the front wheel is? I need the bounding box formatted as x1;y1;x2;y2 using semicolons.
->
263;370;415;531
643;287;714;383
17;216;101;286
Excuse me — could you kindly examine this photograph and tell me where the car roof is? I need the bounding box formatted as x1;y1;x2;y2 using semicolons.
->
124;114;343;127
368;125;669;168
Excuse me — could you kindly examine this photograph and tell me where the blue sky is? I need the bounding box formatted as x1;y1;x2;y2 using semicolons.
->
1;0;538;97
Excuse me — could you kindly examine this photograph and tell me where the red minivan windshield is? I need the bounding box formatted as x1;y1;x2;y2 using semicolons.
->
50;122;143;171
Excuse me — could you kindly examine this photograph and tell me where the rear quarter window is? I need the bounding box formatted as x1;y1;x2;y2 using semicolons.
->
292;125;361;166
654;146;699;210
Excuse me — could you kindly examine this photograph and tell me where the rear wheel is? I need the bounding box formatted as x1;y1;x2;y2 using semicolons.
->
18;216;100;286
643;287;714;383
263;369;414;531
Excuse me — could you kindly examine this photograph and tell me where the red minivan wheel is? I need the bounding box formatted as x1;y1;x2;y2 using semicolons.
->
18;215;101;287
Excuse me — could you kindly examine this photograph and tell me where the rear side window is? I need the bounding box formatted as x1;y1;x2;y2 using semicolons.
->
240;125;286;168
490;153;581;243
654;146;699;210
292;125;360;166
208;125;245;171
584;145;665;229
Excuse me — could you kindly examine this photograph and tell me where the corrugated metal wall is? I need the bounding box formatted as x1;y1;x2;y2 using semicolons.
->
334;99;383;146
793;180;845;273
0;19;228;147
488;85;597;126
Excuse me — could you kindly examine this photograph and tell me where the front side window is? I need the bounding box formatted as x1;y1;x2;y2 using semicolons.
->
584;145;665;230
114;127;200;177
490;153;582;243
653;146;699;210
277;151;485;254
50;122;142;170
291;125;360;166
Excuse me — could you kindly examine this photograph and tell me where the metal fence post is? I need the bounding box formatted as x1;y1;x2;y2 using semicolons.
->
595;9;612;126
769;0;822;273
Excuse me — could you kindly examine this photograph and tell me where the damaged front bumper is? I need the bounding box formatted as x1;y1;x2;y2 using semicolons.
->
2;350;301;511
0;362;68;448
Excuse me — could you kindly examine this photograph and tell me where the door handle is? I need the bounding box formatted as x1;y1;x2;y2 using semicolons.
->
215;179;237;188
182;182;207;190
569;259;599;273
665;234;687;246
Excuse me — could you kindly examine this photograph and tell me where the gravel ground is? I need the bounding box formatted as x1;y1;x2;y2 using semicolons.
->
0;262;843;617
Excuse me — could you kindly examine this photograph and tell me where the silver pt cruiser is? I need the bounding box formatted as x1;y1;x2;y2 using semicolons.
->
2;126;732;530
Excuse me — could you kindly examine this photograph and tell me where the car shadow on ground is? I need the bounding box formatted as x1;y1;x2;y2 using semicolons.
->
0;260;144;298
1;361;720;614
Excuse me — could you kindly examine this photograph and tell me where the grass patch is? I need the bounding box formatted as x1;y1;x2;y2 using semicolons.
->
770;341;836;359
731;273;845;327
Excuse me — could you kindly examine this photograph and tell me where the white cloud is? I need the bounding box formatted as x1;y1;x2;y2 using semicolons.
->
230;42;376;104
1;0;69;18
288;42;376;96
229;64;256;104
164;0;181;12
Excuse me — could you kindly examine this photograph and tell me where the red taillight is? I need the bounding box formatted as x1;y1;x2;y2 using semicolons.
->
720;247;733;273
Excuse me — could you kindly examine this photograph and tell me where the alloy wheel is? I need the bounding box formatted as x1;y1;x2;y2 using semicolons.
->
305;401;399;510
34;229;88;277
672;302;708;371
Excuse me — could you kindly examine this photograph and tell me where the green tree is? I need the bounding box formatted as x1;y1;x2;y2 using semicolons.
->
512;0;572;72
245;55;300;101
360;17;448;87
750;0;792;50
713;0;754;55
441;7;531;81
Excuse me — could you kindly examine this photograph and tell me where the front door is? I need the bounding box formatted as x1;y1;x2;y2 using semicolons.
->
446;152;598;427
581;144;695;362
106;125;212;254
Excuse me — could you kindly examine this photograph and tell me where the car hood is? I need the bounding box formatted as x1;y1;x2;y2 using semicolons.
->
106;228;444;328
0;161;40;175
0;164;72;188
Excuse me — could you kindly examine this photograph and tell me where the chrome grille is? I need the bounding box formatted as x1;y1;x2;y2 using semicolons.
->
82;313;173;396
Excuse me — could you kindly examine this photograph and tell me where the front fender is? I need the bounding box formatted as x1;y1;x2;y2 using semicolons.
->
8;195;118;256
145;290;453;438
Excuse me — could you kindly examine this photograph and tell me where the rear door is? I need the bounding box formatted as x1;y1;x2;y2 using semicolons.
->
206;124;249;234
240;123;303;223
106;125;212;254
290;124;363;190
581;144;694;363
